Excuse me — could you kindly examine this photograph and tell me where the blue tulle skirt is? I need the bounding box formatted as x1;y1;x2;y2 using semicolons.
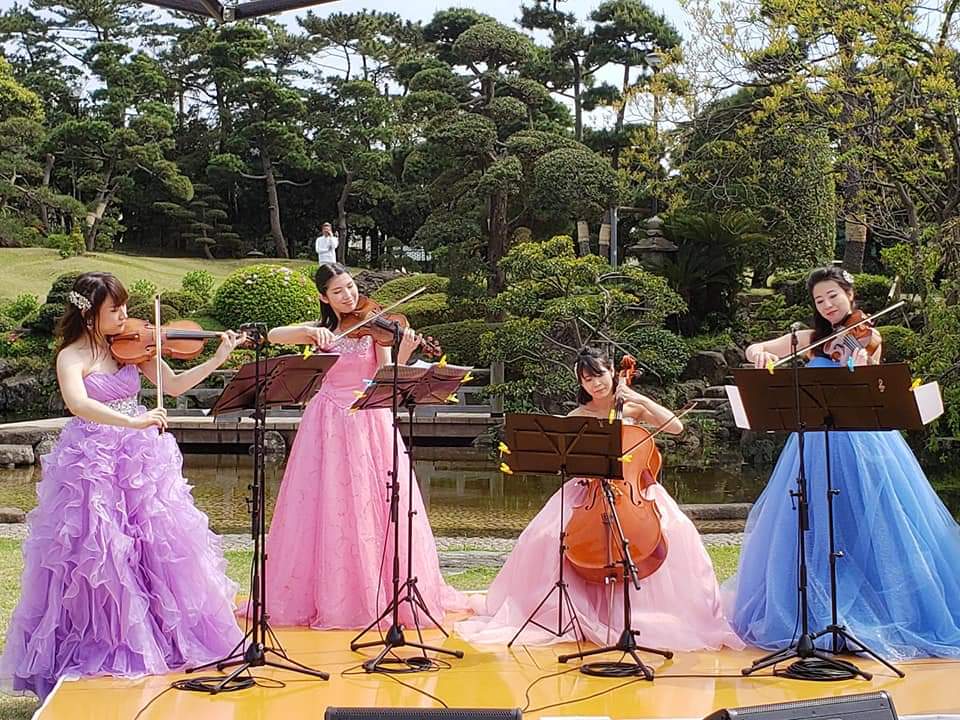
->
725;359;960;659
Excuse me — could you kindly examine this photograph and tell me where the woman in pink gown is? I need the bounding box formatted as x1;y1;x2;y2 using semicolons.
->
263;263;464;629
456;347;743;651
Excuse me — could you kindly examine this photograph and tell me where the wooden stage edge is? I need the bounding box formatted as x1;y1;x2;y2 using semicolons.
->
36;624;960;720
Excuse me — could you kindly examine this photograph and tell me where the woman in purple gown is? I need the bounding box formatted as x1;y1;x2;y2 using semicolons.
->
0;272;246;700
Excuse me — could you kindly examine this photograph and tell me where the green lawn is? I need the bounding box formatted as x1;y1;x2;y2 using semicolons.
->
0;540;741;716
0;248;318;300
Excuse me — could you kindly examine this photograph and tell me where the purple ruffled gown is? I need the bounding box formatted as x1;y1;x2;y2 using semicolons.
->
0;365;243;700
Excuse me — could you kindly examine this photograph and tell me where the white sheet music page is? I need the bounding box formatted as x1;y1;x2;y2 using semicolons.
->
915;381;944;425
725;385;751;429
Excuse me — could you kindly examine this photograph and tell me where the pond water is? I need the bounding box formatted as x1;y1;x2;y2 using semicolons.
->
1;449;957;536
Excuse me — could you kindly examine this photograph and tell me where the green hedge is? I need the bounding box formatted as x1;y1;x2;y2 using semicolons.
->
22;303;65;335
128;301;180;324
769;271;808;307
0;330;51;358
399;293;452;328
852;273;891;314
161;290;206;316
372;274;450;304
212;264;320;330
877;325;917;364
622;327;692;382
46;272;84;305
418;320;494;365
0;293;40;323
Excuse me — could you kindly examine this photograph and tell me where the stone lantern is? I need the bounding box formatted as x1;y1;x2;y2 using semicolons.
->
625;215;677;270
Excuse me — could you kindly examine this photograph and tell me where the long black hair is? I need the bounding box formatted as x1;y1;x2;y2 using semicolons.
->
54;272;130;358
574;346;615;405
314;262;351;330
806;265;855;355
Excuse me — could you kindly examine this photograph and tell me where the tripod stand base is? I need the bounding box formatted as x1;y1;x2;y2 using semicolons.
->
813;624;905;678
187;626;330;692
352;621;463;673
558;628;673;680
508;579;585;648
741;632;869;681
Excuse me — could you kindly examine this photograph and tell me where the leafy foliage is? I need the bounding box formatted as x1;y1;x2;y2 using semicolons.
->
212;264;320;330
0;294;40;323
661;210;769;333
418;319;493;365
481;234;686;412
372;274;450;303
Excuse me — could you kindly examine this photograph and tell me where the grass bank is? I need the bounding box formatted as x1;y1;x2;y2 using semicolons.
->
0;248;317;300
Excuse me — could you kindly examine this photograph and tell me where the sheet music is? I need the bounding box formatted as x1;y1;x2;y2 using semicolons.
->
372;360;473;383
724;385;751;429
915;381;944;425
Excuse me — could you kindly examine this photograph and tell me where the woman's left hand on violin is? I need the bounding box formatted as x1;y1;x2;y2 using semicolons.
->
398;326;422;358
214;330;247;361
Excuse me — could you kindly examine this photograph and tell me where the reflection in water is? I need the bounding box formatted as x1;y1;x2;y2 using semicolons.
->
0;452;957;536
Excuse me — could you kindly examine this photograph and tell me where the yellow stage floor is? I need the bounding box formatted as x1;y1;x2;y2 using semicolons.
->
36;626;960;719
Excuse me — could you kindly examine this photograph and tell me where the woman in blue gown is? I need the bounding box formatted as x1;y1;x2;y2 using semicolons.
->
725;266;960;659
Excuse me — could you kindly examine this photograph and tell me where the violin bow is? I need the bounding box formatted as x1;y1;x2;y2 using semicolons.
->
576;316;663;382
619;400;700;459
153;294;163;412
325;286;428;346
768;300;906;371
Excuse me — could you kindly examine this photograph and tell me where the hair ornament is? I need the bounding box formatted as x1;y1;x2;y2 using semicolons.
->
67;291;92;312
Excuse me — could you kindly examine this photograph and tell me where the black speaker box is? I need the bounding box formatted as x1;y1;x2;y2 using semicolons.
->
704;691;897;720
325;710;521;720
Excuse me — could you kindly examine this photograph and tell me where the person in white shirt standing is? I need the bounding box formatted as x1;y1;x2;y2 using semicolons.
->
315;222;339;264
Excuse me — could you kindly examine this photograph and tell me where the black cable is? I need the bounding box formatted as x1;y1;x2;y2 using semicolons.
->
776;657;859;681
132;685;176;720
341;660;451;707
580;660;651;677
171;676;256;693
525;675;644;714
131;674;255;720
520;664;581;713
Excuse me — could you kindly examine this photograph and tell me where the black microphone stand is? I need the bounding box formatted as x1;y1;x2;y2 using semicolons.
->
350;324;462;671
558;477;673;678
743;328;865;680
187;323;330;690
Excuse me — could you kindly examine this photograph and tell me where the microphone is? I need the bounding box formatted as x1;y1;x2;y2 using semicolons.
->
789;322;806;332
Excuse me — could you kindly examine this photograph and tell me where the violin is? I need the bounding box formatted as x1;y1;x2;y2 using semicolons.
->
564;355;668;584
824;309;881;363
109;318;227;365
338;295;443;358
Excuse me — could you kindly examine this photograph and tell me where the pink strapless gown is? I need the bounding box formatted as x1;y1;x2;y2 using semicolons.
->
263;335;466;629
456;479;744;650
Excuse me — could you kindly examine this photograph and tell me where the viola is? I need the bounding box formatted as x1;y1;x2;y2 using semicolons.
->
824;309;881;363
109;318;226;365
564;355;668;584
338;295;443;358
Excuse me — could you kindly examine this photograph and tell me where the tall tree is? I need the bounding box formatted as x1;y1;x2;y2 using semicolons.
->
406;16;618;296
702;0;960;271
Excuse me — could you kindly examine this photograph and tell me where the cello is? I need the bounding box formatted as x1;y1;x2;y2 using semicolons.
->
564;355;669;583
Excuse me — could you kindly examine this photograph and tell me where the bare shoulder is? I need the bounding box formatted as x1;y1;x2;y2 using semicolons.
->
56;344;85;370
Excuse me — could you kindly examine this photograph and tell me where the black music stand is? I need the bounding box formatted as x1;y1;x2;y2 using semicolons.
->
349;361;472;667
501;414;624;648
727;362;940;681
187;350;339;690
